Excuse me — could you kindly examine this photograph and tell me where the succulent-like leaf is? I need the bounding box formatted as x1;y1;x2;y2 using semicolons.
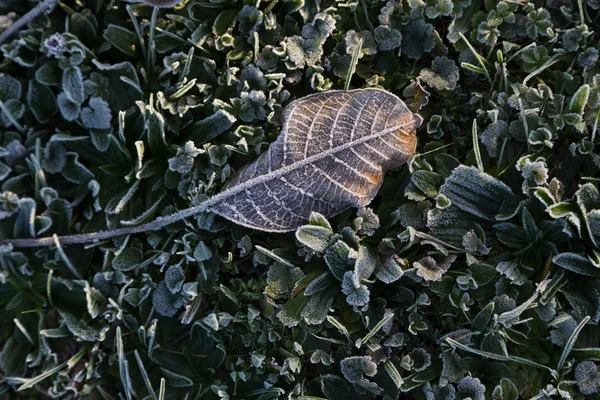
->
208;88;420;231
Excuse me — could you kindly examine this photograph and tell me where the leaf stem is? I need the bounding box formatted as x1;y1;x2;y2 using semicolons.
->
0;0;57;46
0;198;217;247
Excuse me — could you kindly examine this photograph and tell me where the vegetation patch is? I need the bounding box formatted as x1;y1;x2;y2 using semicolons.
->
0;0;600;398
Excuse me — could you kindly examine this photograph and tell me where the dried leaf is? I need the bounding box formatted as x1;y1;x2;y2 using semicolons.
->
209;88;420;231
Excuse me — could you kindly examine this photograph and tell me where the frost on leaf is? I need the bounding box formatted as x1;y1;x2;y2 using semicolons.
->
295;224;333;253
356;207;380;236
152;281;184;317
457;376;486;400
517;156;549;193
441;352;465;383
344;30;378;59
414;255;457;281
462;230;489;255
374;26;402;51
403;80;430;113
549;312;577;347
324;240;357;280
165;265;185;294
341;271;370;307
408;348;432;372
439;165;515;220
402;20;436;59
340;356;377;383
375;256;405;283
397;201;430;229
267;262;304;298
423;382;456;400
419;56;460;91
521;46;549;73
496;261;527;286
43;33;68;59
208;88;419;232
575;361;600;395
480;120;509;157
80;97;112;130
578;48;599;69
525;8;552;38
285;12;336;69
237;5;263;36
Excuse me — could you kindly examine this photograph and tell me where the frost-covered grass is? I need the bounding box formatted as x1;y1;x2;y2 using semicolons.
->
0;0;600;398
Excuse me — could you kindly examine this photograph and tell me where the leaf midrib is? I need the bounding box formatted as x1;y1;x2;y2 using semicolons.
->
207;121;414;207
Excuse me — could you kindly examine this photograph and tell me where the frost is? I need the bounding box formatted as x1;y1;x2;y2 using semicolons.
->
376;256;405;283
0;75;21;101
528;128;553;152
496;261;527;286
193;241;213;262
356;207;380;235
165;265;185;294
296;224;333;252
525;8;552;38
441;352;465;383
562;27;585;52
457;376;486;400
43;33;68;59
301;290;334;325
476;21;499;46
536;298;557;322
285;12;336;68
267;262;304;297
57;92;81;121
414;255;457;281
152;281;184;317
462;230;489;255
341;271;370;307
480;120;509;157
344;30;378;59
340;356;377;383
549;312;577;347
238;90;267;122
81;97;112;130
423;382;456;400
302;12;336;43
324;240;357;280
240;64;267;90
403;80;430;113
168;141;204;174
397;201;430;228
408;348;432;372
384;332;407;347
237;5;263;36
438;165;515;220
521;46;549;73
517;156;549;193
374;26;402;51
425;0;453;18
578;48;599;69
574;361;600;395
493;294;517;314
419;56;460;91
379;1;404;29
402;20;436;59
256;46;280;71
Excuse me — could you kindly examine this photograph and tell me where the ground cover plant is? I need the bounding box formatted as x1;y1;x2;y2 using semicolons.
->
0;0;599;398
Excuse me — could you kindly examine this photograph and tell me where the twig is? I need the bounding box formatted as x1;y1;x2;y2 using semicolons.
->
0;0;57;47
0;199;216;248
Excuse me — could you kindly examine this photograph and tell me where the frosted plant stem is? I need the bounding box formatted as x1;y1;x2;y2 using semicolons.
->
0;196;220;248
0;0;57;46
